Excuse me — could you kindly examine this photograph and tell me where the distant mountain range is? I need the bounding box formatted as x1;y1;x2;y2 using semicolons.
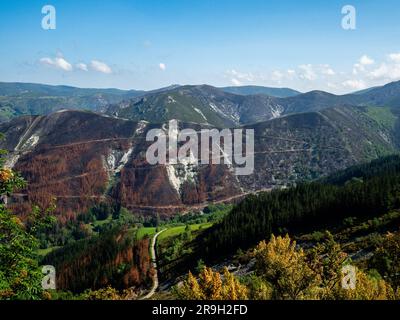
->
3;80;400;126
106;85;285;127
0;82;145;122
3;80;400;217
0;82;297;123
107;80;400;127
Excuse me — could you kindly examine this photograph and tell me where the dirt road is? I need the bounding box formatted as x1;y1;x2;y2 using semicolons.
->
140;229;167;300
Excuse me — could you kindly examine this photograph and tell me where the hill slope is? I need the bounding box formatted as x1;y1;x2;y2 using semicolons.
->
0;82;145;122
1;106;400;218
4;80;400;126
108;81;400;126
199;154;400;260
106;85;285;127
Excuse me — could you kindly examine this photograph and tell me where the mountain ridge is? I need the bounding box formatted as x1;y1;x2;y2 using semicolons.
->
108;80;400;126
2;105;400;219
3;80;400;126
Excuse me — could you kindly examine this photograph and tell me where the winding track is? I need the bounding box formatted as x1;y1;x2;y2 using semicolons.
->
140;229;167;300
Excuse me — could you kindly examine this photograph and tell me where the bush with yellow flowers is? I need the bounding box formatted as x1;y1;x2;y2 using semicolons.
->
175;266;248;300
0;168;13;182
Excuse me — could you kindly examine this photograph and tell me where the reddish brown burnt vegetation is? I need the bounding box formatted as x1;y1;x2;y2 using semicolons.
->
13;141;126;220
2;111;244;219
115;163;180;207
42;229;152;293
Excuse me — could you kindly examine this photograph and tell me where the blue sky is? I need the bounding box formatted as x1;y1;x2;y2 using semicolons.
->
1;0;400;93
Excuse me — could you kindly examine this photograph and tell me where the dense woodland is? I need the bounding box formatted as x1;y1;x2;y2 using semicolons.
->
198;155;400;259
42;227;152;293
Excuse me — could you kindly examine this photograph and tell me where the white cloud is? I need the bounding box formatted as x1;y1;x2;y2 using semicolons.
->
90;60;112;74
359;55;375;65
230;78;242;86
76;63;88;71
225;69;255;85
320;64;335;76
222;52;400;94
40;55;115;75
286;69;296;80
327;82;339;89
368;63;400;80
369;64;389;79
159;63;166;71
352;56;374;75
227;69;254;82
40;56;73;71
40;57;53;65
271;70;284;82
298;64;317;81
352;63;364;75
342;79;367;90
388;53;400;63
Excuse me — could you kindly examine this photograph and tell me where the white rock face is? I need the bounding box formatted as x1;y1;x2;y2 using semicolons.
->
116;147;134;173
22;134;40;150
166;164;181;194
209;103;222;114
194;107;208;121
4;154;20;169
167;95;177;104
118;101;131;110
4;131;41;169
209;103;240;124
271;105;284;119
166;151;198;196
379;131;390;144
103;147;134;175
135;120;148;135
106;152;117;171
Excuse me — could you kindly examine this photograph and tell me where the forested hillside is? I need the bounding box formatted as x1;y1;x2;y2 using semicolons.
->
42;227;152;293
198;155;400;259
0;82;145;122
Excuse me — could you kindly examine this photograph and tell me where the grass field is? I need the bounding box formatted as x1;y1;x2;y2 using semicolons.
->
37;246;61;258
135;227;157;240
158;222;213;241
135;222;213;241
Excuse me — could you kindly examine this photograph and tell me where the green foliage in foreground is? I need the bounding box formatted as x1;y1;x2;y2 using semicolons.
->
200;155;400;259
178;234;400;300
0;146;54;300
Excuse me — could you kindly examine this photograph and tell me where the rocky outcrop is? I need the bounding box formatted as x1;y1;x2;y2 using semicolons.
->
1;106;398;220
